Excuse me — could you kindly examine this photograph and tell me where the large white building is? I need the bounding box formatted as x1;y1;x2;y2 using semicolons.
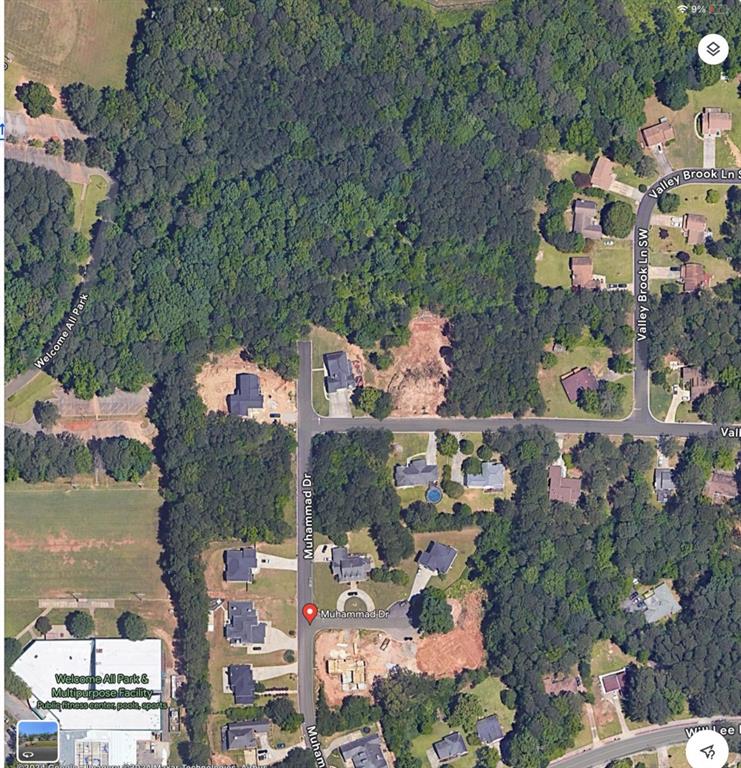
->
12;638;168;765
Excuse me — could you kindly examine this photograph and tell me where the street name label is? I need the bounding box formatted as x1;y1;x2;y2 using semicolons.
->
302;473;314;560
648;168;741;199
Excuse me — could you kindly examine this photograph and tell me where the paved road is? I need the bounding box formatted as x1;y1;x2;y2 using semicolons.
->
4;693;37;722
5;109;86;141
550;718;741;768
5;144;112;185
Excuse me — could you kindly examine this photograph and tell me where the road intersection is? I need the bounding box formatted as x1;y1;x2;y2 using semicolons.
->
293;167;741;764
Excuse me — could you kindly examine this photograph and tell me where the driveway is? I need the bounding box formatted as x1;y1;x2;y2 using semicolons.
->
648;266;680;280
649;213;680;228
251;663;298;681
609;180;643;203
408;566;433;600
327;389;352;418
703;135;716;169
651;146;673;176
256;553;297;571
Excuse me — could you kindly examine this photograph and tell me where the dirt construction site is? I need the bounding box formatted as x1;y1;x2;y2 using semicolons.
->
196;350;296;423
315;591;486;706
372;312;450;417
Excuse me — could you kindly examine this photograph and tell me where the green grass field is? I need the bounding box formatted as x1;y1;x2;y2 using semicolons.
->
539;341;632;419
5;487;166;634
590;639;635;678
5;372;58;423
468;676;516;733
6;0;144;89
70;175;109;239
590;241;633;283
535;239;571;288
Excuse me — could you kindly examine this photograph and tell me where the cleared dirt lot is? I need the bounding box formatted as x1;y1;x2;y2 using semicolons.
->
196;350;296;423
417;590;486;677
373;312;450;416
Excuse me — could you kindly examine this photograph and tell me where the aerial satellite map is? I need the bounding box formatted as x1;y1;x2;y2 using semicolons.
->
2;1;740;767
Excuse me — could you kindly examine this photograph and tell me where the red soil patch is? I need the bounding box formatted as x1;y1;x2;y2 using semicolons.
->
373;312;450;416
416;590;486;677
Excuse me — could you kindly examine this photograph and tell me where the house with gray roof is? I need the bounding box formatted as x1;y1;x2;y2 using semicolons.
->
654;468;675;504
433;732;468;762
330;547;372;583
227;664;255;705
643;582;681;624
227;373;264;416
464;461;505;490
224;547;258;582
224;601;267;647
324;351;356;393
476;714;504;746
221;719;270;751
394;457;438;488
418;541;457;575
339;733;389;768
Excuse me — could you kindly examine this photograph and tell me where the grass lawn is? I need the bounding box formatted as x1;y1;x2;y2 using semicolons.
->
6;0;145;89
598;717;622;740
667;745;692;768
312;369;330;416
649;382;673;422
410;719;475;768
468;676;516;733
246;570;296;635
572;707;594;750
70;175;109;239
312;562;346;611
420;529;479;592
389;433;430;468
4;61;27;110
539;341;632;419
535;239;571;288
589;241;633;283
5;371;58;423
399;0;476;28
544;151;593;181
632;754;660;768
590;639;636;677
5;486;166;635
676;402;701;423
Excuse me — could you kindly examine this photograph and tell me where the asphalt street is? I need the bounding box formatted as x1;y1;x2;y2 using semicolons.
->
293;167;741;753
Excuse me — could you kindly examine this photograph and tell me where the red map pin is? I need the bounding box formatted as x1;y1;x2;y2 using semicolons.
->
302;603;318;624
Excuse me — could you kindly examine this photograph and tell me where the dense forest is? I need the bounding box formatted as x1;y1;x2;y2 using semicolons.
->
5;161;86;378
43;0;735;414
469;427;739;767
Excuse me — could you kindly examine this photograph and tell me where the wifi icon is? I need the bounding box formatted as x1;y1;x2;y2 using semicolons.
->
677;4;689;11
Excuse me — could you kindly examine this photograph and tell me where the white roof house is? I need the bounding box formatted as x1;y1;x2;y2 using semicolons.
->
12;638;164;732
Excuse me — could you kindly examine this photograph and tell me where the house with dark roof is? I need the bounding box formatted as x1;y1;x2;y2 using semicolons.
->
227;664;255;705
560;367;598;403
701;107;732;136
572;200;603;240
418;541;457;575
476;715;504;746
224;547;258;583
221;719;270;751
548;465;582;505
330;547;372;583
704;469;738;503
590;156;616;191
599;669;627;695
224;601;267;647
654;468;675;504
433;732;468;762
681;262;710;292
570;256;599;290
640;118;674;148
394;458;438;488
227;373;264;416
464;461;505;490
682;215;708;247
339;734;389;768
681;366;714;400
324;351;356;393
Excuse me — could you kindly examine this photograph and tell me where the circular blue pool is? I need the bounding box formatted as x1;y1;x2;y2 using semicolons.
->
426;486;443;504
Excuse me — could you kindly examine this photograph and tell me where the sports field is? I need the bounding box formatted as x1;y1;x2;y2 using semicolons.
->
5;0;144;90
5;487;166;634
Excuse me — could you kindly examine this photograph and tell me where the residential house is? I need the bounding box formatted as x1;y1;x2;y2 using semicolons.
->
599;669;627;695
224;601;267;648
700;107;732;136
590;156;616;191
570;256;598;290
324;351;356;393
560;366;598;403
394;457;438;488
681;262;710;292
227;373;264;416
433;732;468;763
476;715;504;746
643;582;681;624
654;468;675;504
548;465;582;505
464;461;505;490
682;214;707;247
640;118;675;148
224;547;258;583
330;546;372;583
227;664;255;705
572;199;603;240
681;366;714;400
221;720;270;751
418;540;458;575
339;734;389;768
704;469;738;503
